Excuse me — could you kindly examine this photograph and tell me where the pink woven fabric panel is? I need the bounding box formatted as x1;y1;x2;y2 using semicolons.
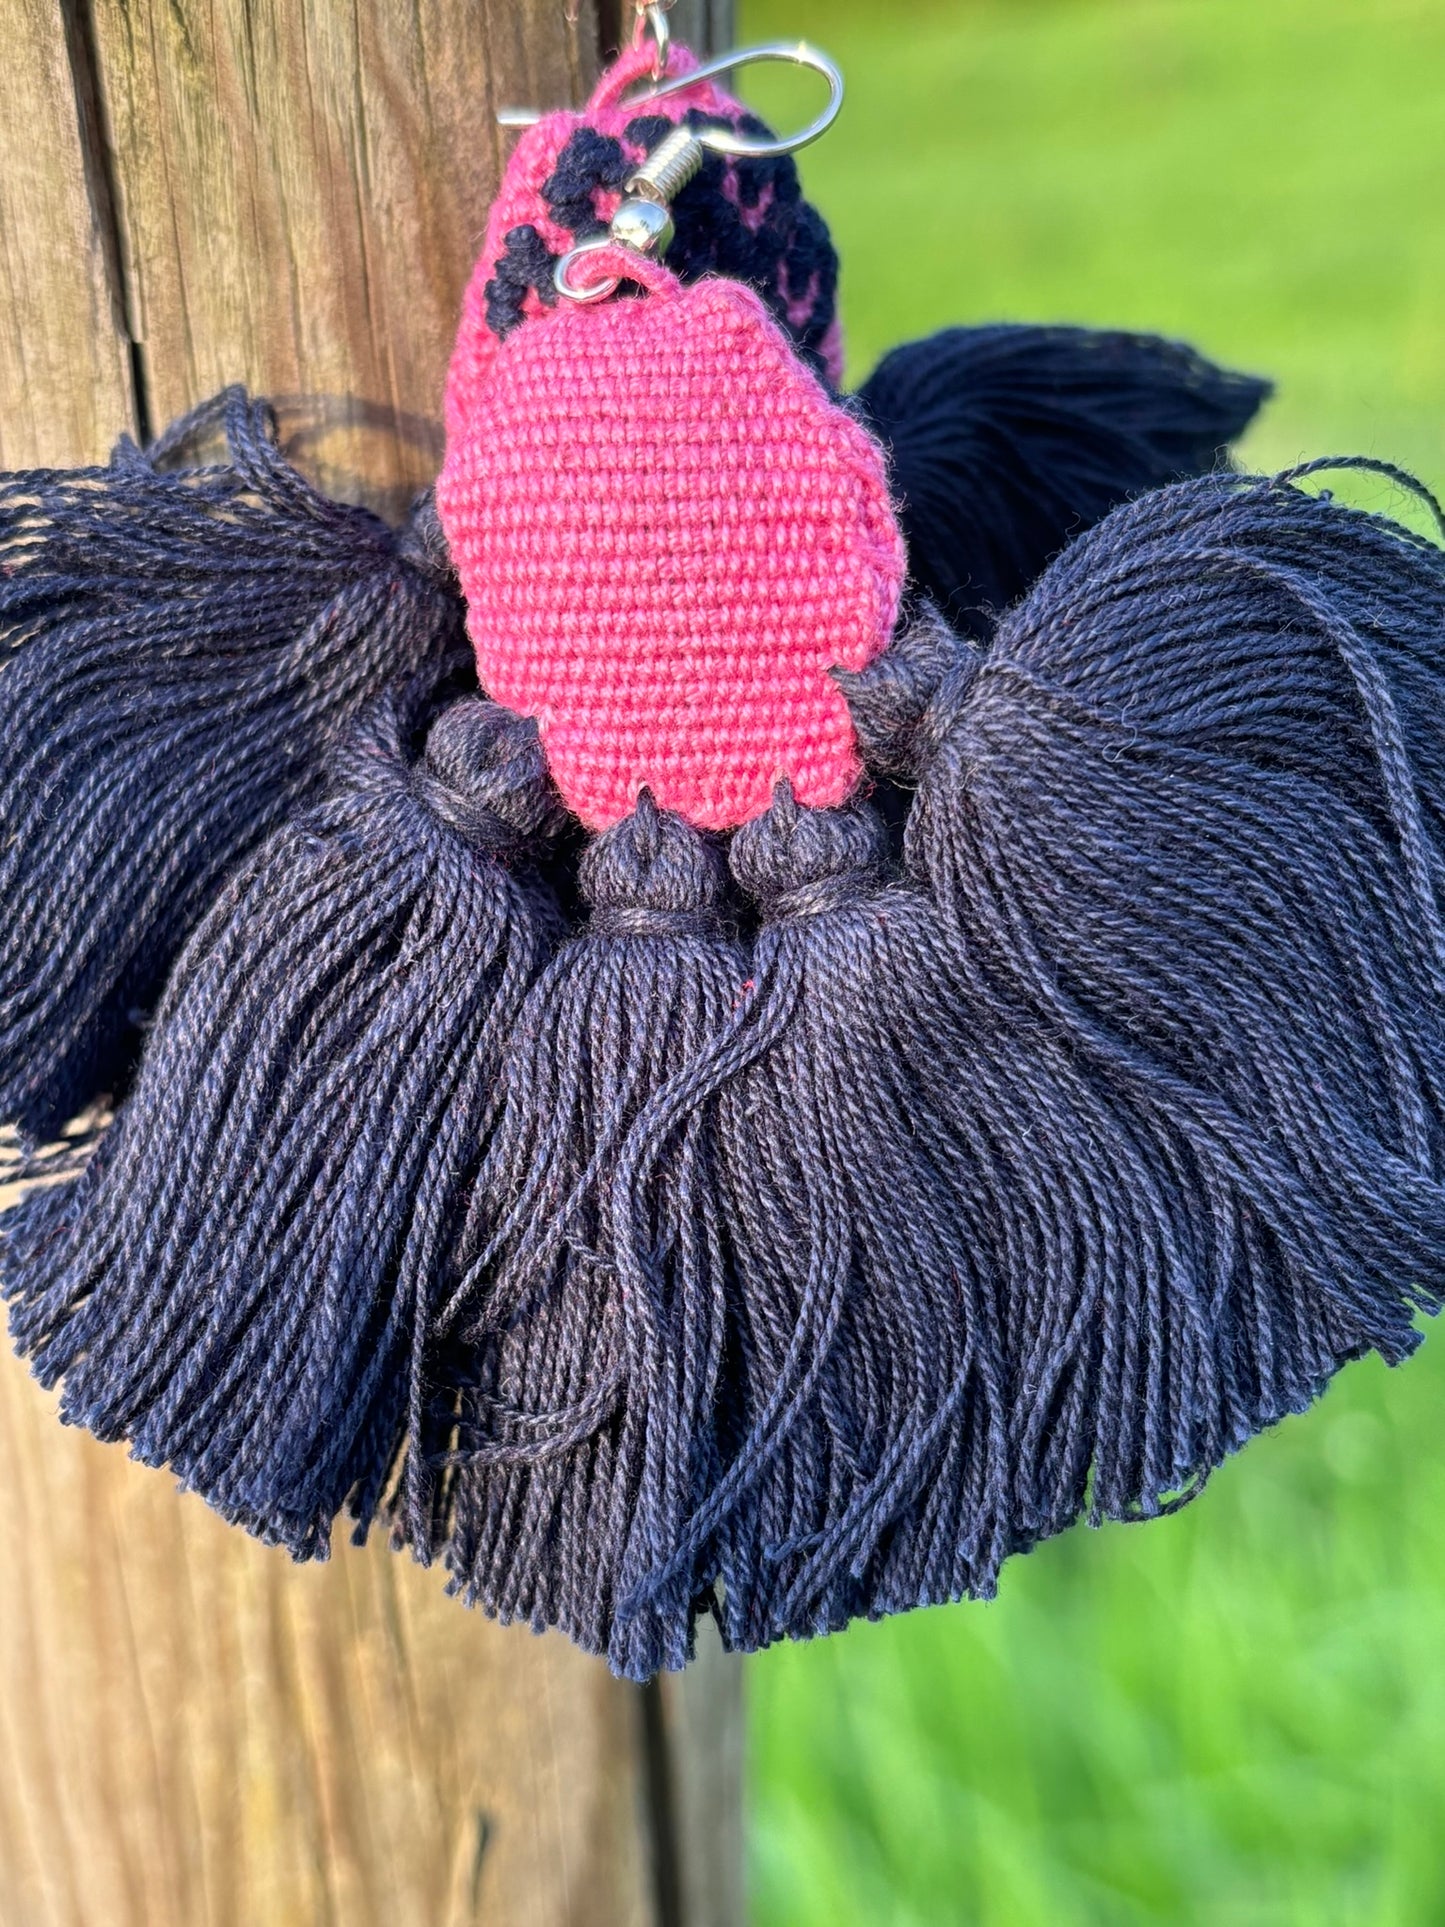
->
445;45;844;445
438;256;903;831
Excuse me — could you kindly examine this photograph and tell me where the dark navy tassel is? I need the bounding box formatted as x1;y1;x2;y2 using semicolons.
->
435;795;763;1678
856;324;1270;635
0;388;465;1142
2;687;561;1556
849;464;1445;1541
706;791;1013;1648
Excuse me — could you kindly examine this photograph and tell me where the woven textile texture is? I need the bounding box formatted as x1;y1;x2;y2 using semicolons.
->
438;253;903;830
444;41;843;445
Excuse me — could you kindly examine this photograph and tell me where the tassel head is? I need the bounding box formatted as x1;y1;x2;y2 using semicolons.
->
439;251;904;829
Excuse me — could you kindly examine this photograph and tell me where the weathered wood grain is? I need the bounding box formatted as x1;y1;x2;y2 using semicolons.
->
90;0;595;509
599;1;736;60
0;1297;655;1927
0;0;742;1921
659;1622;747;1927
0;2;133;467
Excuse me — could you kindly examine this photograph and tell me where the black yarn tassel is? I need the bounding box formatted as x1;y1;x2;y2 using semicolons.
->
2;687;561;1556
846;464;1445;1543
698;790;1012;1650
435;794;768;1678
855;324;1270;636
0;388;465;1141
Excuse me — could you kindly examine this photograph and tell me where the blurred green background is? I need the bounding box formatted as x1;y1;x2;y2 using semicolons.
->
736;2;1445;1922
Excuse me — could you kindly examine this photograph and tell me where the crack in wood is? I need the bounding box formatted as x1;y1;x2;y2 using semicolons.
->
60;0;151;440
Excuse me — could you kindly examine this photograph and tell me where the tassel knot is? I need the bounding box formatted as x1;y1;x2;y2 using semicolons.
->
414;702;564;855
836;601;984;780
581;791;728;926
730;784;888;918
394;488;458;591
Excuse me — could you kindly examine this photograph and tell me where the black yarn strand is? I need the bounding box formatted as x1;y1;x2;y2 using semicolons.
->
0;387;467;1141
856;323;1270;635
1;685;561;1557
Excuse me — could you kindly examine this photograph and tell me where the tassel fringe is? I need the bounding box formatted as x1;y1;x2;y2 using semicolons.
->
5;422;1445;1678
856;323;1270;635
0;389;465;1141
3;687;560;1554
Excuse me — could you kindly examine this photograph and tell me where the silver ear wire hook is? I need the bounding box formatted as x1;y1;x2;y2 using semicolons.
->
500;32;846;304
622;42;844;159
552;40;843;302
499;38;844;158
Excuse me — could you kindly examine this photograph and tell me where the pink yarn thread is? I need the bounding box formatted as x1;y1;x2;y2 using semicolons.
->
438;257;903;831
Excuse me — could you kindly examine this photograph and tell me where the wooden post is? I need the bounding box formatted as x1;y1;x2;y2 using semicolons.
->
0;3;741;1922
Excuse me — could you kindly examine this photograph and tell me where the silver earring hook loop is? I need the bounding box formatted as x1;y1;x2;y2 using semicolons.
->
553;236;623;305
623;42;844;159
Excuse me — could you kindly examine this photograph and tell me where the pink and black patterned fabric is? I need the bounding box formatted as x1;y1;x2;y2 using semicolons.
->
445;42;843;450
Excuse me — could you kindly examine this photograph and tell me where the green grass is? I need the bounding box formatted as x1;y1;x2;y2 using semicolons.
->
735;2;1445;1920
